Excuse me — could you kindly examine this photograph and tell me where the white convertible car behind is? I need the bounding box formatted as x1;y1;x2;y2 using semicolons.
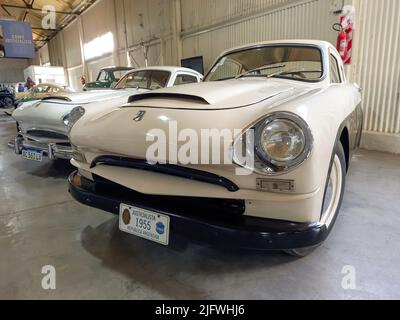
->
68;40;363;256
10;66;202;161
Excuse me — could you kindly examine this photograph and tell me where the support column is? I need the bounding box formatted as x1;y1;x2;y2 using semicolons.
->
172;0;183;65
112;0;121;66
77;16;88;79
59;31;70;86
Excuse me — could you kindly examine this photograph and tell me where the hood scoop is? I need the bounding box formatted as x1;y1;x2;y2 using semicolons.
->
41;96;72;103
127;92;210;105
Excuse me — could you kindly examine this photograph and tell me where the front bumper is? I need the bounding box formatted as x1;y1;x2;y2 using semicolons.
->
68;171;328;250
9;136;73;160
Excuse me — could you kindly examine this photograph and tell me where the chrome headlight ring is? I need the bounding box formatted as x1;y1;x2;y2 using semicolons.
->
63;106;85;132
234;112;313;175
62;114;70;127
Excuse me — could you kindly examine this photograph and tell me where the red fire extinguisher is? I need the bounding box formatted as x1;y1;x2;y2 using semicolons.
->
333;23;348;61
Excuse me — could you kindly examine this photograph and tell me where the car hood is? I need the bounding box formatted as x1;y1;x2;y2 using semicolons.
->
12;88;145;133
44;88;143;105
124;78;303;110
71;78;318;162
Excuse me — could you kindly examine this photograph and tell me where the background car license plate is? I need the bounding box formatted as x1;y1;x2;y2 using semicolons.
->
119;204;170;245
22;148;43;162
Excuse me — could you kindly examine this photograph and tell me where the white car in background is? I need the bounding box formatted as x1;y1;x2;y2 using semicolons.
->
10;67;203;161
15;83;76;107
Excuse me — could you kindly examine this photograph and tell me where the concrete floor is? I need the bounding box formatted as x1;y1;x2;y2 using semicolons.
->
1;114;399;300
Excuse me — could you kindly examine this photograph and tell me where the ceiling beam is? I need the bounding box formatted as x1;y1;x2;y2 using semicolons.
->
21;0;30;7
0;4;13;17
22;10;28;22
32;31;48;39
1;4;80;16
32;27;59;31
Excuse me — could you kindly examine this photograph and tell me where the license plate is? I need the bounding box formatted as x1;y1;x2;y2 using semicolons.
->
119;204;170;246
21;147;43;162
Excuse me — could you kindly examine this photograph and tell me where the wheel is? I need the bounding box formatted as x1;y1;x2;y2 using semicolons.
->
285;142;346;257
3;97;14;108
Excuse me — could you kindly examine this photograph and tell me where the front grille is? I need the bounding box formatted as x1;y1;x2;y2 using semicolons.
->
26;130;68;140
56;142;71;147
90;156;239;192
91;174;245;216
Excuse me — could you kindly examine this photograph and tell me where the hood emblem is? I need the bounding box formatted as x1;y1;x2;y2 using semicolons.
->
133;110;146;122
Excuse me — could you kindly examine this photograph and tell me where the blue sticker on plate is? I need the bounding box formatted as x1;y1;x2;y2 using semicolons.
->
156;222;165;235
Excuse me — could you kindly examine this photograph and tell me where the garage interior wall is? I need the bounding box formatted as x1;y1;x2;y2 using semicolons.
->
351;0;400;154
39;0;399;154
181;0;338;70
0;58;29;83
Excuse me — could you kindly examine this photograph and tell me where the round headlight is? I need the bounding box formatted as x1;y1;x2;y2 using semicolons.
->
255;113;313;169
260;119;305;162
65;106;85;132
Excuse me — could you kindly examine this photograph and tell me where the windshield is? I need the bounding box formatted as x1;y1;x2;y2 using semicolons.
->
112;70;130;81
114;70;171;90
97;70;110;82
205;45;323;82
32;85;50;93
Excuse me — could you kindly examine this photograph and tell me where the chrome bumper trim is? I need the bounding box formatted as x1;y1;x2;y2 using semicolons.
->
9;136;73;160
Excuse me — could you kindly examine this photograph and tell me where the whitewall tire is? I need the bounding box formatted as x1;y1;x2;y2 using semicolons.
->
285;142;347;257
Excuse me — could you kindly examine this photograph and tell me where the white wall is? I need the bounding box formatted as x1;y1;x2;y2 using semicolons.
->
63;22;82;68
181;0;338;71
351;0;400;153
0;58;29;83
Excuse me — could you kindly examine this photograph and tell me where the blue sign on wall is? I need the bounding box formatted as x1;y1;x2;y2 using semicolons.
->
0;20;35;59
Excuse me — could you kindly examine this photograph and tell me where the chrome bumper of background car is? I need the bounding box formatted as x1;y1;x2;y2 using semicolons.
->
9;136;73;160
68;171;329;250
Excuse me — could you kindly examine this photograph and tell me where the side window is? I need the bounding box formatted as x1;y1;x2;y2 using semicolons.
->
34;85;48;93
49;87;60;93
174;74;198;86
329;54;342;84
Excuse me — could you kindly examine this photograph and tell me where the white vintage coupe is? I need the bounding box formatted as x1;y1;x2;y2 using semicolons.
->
10;67;202;162
68;40;363;256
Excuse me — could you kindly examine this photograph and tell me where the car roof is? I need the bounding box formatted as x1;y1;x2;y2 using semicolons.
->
128;66;203;76
101;66;135;71
216;40;336;58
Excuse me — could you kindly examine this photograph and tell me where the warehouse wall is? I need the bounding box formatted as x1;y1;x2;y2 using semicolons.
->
63;22;82;69
114;0;175;66
37;44;50;66
181;0;338;70
0;58;29;83
351;0;400;153
181;0;290;31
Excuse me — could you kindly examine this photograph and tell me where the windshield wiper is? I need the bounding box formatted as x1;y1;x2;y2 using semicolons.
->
235;64;286;79
267;69;322;79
